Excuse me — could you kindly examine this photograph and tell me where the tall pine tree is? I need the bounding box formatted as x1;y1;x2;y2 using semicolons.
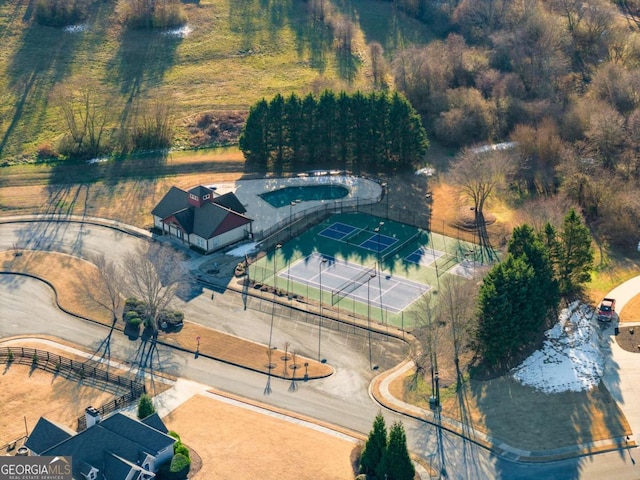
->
558;208;594;296
360;412;387;476
376;421;415;480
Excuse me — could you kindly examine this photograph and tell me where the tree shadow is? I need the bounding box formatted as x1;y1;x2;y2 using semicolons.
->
107;27;181;127
2;23;81;157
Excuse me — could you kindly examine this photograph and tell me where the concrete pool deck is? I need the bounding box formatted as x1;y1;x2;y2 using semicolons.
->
208;175;383;235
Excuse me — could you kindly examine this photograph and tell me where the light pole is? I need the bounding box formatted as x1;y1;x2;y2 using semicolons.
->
318;257;328;362
268;244;281;349
367;271;377;369
373;221;384;271
381;182;388;218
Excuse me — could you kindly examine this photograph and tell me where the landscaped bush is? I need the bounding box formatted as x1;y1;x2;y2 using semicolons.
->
158;453;190;480
174;443;190;459
168;431;181;442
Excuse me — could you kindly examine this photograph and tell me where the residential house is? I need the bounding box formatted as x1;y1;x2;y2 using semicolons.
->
151;185;253;253
25;408;176;480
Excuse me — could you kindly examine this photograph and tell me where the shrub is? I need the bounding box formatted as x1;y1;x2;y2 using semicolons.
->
168;453;190;479
7;350;13;362
174;443;190;459
32;352;39;365
127;316;142;328
36;143;59;160
137;394;155;419
35;0;85;27
168;431;181;442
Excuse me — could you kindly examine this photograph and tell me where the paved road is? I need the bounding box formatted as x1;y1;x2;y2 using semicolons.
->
1;220;639;479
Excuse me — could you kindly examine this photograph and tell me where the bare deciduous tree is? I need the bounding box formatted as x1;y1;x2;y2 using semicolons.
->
436;276;478;385
449;148;514;262
83;254;124;325
57;86;113;159
124;242;186;368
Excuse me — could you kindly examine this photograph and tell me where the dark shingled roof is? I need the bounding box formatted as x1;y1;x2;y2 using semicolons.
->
152;186;252;239
151;186;188;219
142;412;169;434
188;185;215;197
36;412;175;480
25;417;74;454
213;192;247;214
99;412;175;454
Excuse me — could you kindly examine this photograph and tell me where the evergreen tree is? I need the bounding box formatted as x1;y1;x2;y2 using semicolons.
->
376;421;415;480
137;394;155;419
238;99;269;167
508;224;559;319
284;93;302;168
558;208;594;296
360;412;387;476
300;93;318;164
267;93;286;167
335;91;352;166
317;90;337;164
477;255;538;364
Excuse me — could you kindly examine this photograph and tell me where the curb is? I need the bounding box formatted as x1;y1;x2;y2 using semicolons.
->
2;215;638;465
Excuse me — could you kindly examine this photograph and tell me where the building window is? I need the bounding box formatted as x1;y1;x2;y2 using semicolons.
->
213;237;219;246
190;194;198;200
197;238;205;247
203;194;210;200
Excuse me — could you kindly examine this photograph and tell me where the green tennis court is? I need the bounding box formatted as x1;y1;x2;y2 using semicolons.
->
248;212;480;326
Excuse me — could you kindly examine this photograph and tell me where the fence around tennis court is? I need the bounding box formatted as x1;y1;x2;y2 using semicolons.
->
251;182;485;257
0;347;146;433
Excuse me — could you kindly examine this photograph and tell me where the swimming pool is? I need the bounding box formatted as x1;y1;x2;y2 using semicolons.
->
260;184;349;208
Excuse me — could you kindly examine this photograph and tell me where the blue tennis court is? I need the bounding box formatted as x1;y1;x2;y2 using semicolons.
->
360;233;397;252
318;222;357;240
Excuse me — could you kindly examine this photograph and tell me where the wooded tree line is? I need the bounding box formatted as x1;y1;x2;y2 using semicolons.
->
477;209;594;365
238;90;428;172
385;0;640;250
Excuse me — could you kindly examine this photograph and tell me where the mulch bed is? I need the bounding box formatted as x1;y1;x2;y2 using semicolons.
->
615;325;640;353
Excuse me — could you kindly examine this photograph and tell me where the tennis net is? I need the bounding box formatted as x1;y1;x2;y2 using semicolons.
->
381;231;422;263
331;264;377;305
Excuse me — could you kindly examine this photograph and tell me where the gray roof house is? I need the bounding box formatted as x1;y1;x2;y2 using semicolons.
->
25;409;176;480
151;185;253;254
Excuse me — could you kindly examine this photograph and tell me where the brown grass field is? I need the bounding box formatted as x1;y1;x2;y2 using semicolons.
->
0;364;117;444
164;394;360;480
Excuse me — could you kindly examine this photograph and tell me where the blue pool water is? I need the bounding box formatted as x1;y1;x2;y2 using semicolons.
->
260;185;349;208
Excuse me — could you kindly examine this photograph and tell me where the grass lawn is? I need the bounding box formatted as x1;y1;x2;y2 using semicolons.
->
390;367;632;451
0;363;122;443
0;0;435;162
0;250;332;378
164;394;361;480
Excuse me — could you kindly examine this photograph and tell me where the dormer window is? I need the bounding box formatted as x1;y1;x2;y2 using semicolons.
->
189;194;198;201
203;194;210;200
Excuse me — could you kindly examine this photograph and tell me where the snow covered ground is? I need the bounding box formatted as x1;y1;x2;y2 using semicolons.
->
511;302;605;394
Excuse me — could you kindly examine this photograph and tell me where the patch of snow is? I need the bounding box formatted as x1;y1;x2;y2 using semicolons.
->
63;24;87;33
415;167;435;176
87;157;109;164
511;302;604;394
226;242;257;257
471;142;517;154
161;25;193;38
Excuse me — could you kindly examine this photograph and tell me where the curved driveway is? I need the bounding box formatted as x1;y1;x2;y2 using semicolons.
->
1;219;639;479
